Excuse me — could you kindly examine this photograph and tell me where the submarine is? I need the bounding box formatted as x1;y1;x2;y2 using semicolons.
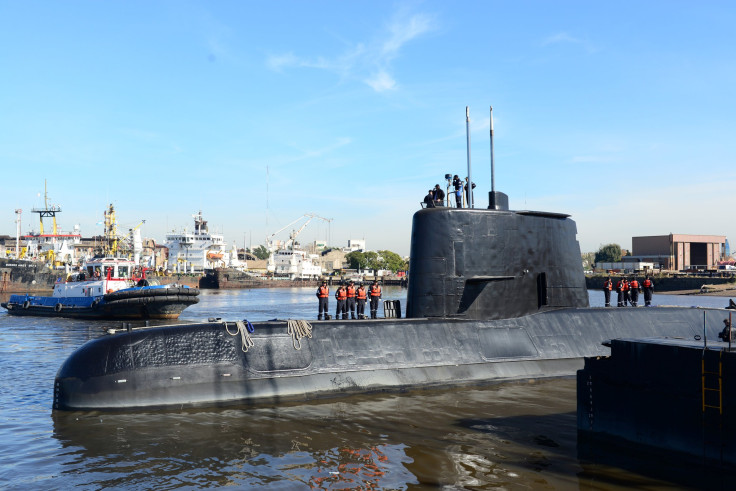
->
52;188;734;411
53;106;733;411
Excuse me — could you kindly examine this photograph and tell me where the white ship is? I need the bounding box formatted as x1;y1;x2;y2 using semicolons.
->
165;212;243;274
265;214;326;280
267;248;322;279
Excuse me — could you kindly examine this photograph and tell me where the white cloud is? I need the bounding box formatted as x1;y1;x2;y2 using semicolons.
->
266;9;435;92
365;70;397;92
541;31;597;53
266;52;300;72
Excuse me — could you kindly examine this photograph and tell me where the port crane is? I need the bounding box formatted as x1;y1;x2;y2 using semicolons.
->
266;213;332;252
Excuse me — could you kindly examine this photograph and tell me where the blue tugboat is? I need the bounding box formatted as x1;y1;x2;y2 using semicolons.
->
1;256;199;320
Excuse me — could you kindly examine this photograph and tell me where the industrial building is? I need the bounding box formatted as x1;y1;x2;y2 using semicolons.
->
630;234;727;271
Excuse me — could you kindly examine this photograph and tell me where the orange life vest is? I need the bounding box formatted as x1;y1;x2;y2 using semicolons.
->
356;287;367;300
630;280;640;289
336;288;347;300
318;285;329;298
370;285;381;297
603;280;612;290
346;286;356;298
643;279;652;288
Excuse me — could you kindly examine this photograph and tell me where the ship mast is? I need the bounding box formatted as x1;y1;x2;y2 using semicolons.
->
31;180;61;236
465;107;474;209
14;209;21;258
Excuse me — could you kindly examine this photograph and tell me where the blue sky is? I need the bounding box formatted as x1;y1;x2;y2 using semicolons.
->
2;1;735;256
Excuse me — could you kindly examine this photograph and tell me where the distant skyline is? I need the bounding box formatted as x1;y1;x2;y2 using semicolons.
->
2;1;736;256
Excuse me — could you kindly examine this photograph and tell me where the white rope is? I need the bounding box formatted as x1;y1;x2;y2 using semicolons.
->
287;319;313;350
225;320;255;352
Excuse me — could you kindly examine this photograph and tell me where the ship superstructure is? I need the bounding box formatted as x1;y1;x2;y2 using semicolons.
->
164;211;242;274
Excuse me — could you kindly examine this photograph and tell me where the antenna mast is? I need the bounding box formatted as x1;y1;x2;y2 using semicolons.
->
490;106;495;193
487;106;509;210
466;106;474;209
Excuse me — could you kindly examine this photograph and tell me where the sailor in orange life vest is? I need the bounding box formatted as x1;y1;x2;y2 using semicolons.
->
346;280;357;320
603;277;613;307
316;280;329;320
616;278;625;307
335;283;348;320
356;283;368;319
629;277;641;307
643;275;655;306
369;280;382;319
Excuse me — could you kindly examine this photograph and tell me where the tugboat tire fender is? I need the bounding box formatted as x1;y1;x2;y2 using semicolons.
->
23;300;30;309
54;303;63;312
92;299;101;310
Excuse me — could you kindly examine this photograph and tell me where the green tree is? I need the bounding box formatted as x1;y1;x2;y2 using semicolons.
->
363;251;380;270
251;245;271;260
345;251;368;270
378;250;406;272
594;243;622;264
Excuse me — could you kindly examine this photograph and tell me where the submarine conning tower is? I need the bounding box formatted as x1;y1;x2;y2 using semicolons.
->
406;191;589;320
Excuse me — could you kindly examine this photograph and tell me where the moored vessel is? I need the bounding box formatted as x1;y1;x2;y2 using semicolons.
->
2;256;199;320
53;192;735;410
53;111;733;411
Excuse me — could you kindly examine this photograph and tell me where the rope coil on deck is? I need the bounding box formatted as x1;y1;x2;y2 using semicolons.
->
226;320;255;352
287;319;312;350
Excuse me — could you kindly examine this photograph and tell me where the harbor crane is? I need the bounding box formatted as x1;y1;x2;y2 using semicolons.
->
266;213;332;252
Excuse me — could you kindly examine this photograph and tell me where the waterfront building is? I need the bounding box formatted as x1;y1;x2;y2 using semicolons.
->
631;234;727;271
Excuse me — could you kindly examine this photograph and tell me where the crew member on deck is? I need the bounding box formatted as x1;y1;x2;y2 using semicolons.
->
629;277;641;307
616;278;624;307
452;175;464;208
622;278;630;306
643;275;654;306
603;277;613;307
356;283;368;319
423;189;435;208
433;184;445;207
335;283;348;320
369;280;382;319
464;177;476;207
316;280;329;320
346;280;357;319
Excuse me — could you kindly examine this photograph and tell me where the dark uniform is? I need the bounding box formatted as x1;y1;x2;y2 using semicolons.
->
346;281;357;319
335;285;347;320
622;278;630;306
603;277;613;307
452;175;463;208
433;184;445;207
629;278;641;307
643;276;654;306
369;281;382;319
423;190;435;208
316;282;329;320
616;279;624;307
356;284;367;319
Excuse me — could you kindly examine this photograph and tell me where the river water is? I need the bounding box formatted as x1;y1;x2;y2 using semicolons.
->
1;287;733;490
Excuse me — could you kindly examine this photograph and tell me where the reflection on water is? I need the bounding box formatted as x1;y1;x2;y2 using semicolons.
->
48;381;586;489
2;286;735;489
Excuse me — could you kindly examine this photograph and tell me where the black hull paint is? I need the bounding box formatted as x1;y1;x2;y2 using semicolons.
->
53;306;729;410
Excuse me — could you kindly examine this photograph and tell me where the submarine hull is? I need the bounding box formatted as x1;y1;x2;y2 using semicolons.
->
53;306;730;411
